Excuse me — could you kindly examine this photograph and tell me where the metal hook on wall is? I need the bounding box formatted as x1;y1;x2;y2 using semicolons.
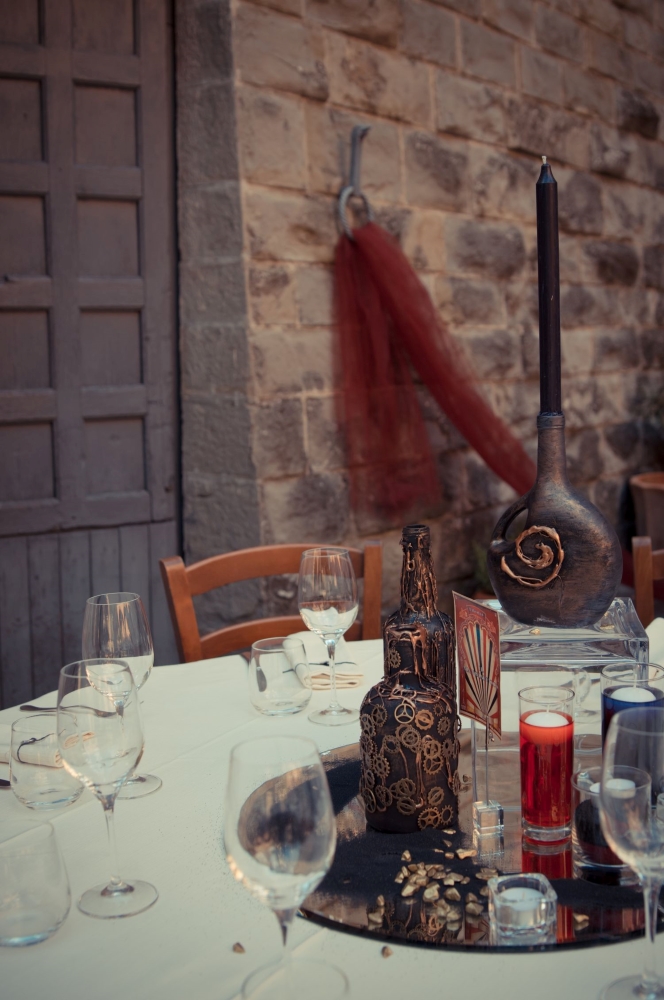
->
337;124;375;240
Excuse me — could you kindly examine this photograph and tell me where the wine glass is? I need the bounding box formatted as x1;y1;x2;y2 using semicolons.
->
599;707;664;999
82;592;161;797
298;548;359;726
223;736;347;1000
56;659;158;919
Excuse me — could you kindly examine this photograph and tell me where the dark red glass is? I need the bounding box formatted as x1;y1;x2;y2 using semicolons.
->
520;710;574;834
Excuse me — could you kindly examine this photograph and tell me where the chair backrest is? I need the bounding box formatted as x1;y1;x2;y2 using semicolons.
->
159;542;383;662
633;535;664;627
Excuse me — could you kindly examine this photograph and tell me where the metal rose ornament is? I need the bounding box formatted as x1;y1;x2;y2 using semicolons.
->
359;525;460;833
487;160;621;628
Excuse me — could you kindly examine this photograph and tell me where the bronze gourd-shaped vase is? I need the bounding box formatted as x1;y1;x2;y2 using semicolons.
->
487;160;622;627
359;524;460;833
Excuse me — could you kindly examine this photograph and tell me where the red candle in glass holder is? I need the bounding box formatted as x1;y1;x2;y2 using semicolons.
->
519;686;574;842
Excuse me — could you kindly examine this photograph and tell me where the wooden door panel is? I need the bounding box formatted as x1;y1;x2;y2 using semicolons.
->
74;85;137;167
0;78;42;160
0;0;178;702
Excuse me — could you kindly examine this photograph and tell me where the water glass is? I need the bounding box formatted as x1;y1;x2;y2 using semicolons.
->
248;638;312;716
0;820;70;946
519;685;574;842
10;715;83;811
601;663;664;744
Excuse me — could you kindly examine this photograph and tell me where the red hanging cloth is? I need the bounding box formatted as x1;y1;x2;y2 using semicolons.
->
335;222;536;520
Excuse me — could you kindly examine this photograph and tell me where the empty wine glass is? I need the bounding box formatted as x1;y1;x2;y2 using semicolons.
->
298;548;359;726
57;659;158;919
599;707;664;999
82;592;161;797
224;736;347;1000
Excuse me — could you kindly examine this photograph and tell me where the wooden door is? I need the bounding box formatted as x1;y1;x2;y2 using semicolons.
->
0;0;179;706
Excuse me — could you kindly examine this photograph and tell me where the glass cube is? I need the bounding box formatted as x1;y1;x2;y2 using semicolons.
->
488;873;557;945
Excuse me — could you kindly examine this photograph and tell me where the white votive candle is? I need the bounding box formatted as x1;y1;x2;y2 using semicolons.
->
524;711;569;727
495;887;546;929
610;687;656;704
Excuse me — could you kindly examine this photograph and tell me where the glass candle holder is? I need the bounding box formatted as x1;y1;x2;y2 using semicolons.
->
488;873;557;945
248;637;312;716
572;766;638;886
10;715;84;810
600;663;664;744
0;820;71;946
519;685;574;842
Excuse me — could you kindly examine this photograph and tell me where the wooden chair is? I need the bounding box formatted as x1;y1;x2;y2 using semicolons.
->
159;542;383;662
632;535;664;627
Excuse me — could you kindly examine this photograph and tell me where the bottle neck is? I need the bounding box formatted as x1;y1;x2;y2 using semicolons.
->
536;412;569;487
400;540;437;617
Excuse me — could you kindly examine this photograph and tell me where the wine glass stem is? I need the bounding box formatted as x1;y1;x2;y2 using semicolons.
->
102;800;124;892
642;877;662;993
325;638;342;712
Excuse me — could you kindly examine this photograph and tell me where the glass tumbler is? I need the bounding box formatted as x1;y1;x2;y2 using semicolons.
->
0;820;71;946
10;715;83;810
248;637;312;716
519;685;574;842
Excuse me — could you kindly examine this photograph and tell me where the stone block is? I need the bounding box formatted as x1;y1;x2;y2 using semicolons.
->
250;328;333;396
435;71;506;142
374;206;413;243
403;210;446;271
177;82;239;185
566;428;603;482
436;275;506;324
631;55;664;98
178;182;243;261
460;20;516;86
520;47;563;106
251;398;306;477
582;241;640;285
176;0;233;85
237;86;306;189
562;376;602;430
183;470;260;559
305;104;401;200
587;29;632;82
505;99;588;169
605;421;640;459
326;30;431;124
561;328;594;376
404;130;469;210
306;0;401;46
637;138;664;190
564;67;614;122
614;0;653;20
561;284;620;326
261;473;349;543
481;0;533;39
641;327;664;366
589;122;636;179
617;88;660;139
295;266;333;325
625;10;652;51
179;260;247;325
535;5;582;61
245;188;336;263
183;393;256;478
470;146;535;222
576;0;622;38
445;216;527;279
180;322;250;393
644;244;664;288
602;180;646;238
248;265;298;326
234;3;328;100
305;396;346;472
558;171;603;234
593;328;640;370
457;328;521;377
400;0;456;66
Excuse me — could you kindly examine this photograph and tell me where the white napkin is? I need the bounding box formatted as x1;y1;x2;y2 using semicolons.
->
647;618;664;668
287;631;363;689
0;723;63;768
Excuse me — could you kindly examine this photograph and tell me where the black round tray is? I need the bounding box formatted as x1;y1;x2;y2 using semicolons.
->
300;735;656;952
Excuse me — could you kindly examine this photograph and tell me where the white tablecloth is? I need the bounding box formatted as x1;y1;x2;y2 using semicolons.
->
0;641;655;1000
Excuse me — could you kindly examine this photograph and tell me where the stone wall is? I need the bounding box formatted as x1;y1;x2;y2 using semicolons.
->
177;0;664;625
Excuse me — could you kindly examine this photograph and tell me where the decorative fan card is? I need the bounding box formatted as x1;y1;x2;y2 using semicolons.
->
453;593;501;738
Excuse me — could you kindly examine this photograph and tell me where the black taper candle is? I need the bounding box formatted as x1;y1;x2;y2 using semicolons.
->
536;156;562;414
